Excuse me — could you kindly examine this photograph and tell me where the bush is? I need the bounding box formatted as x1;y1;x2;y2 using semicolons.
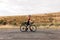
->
41;23;48;26
0;20;7;25
49;17;54;23
13;22;16;25
10;20;17;25
0;20;4;24
2;21;7;25
55;24;60;26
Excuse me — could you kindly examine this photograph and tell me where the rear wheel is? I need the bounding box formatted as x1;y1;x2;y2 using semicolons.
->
20;25;28;32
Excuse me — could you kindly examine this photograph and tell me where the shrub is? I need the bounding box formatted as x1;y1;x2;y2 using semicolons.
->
2;21;7;25
13;22;16;25
0;20;3;24
49;17;54;23
0;20;7;25
11;21;17;25
41;23;48;26
55;24;60;26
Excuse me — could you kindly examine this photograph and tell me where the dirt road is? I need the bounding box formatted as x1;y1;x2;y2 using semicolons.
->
0;28;60;40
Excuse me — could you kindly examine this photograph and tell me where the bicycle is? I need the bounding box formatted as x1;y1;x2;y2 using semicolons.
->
20;22;37;32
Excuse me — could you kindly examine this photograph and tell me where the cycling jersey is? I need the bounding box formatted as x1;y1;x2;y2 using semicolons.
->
27;15;31;26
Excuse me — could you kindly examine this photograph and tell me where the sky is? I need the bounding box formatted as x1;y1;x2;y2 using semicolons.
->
0;0;60;16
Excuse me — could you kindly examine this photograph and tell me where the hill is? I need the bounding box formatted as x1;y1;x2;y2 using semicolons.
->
0;12;60;26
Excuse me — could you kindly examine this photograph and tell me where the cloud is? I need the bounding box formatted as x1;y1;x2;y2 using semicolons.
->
0;0;60;16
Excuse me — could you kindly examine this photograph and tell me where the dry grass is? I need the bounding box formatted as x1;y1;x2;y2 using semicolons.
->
0;25;19;28
0;12;60;29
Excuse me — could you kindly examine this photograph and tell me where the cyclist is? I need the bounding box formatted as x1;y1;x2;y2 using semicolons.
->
26;15;35;26
26;15;31;26
20;15;36;32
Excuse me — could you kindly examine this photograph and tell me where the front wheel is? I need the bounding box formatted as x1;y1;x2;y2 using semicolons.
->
29;25;37;32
